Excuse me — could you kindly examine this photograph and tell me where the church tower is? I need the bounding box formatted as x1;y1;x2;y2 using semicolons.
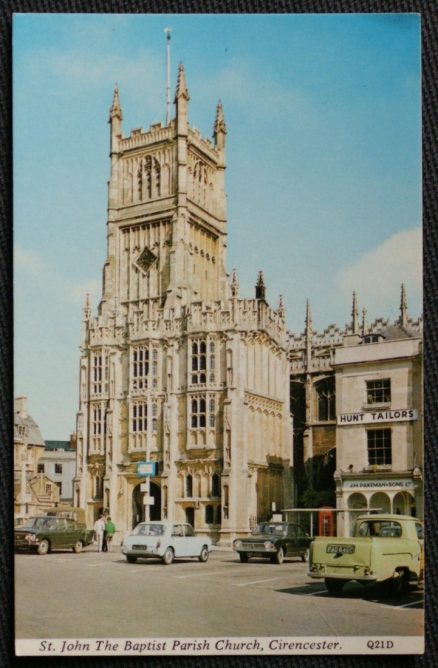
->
74;65;293;544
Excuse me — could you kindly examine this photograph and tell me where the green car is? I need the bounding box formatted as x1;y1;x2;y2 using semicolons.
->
14;516;94;555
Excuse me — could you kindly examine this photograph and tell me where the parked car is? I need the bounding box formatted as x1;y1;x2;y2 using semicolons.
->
308;513;424;595
14;516;94;555
122;521;212;565
233;521;312;564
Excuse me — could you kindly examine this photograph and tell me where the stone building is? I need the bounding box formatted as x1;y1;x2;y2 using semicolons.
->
14;396;60;518
288;287;422;529
73;65;293;544
39;440;77;503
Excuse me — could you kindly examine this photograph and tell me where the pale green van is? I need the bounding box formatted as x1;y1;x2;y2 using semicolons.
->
308;514;424;595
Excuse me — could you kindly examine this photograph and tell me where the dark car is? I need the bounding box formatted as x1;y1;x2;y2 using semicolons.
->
14;516;94;555
233;521;312;564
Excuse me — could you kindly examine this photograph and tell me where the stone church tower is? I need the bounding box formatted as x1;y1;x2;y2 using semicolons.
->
74;64;293;544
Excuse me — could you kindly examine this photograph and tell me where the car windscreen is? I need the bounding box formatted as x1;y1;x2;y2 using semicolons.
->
20;518;45;529
356;520;402;537
132;523;165;536
253;523;287;537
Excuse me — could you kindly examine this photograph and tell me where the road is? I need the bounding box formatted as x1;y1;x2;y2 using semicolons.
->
15;546;423;640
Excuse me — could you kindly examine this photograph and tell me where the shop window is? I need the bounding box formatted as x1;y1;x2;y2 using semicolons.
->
315;377;336;421
366;379;391;404
367;429;392;466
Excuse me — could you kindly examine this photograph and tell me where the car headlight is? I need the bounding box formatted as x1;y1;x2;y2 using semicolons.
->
25;534;37;542
264;541;275;550
233;540;242;550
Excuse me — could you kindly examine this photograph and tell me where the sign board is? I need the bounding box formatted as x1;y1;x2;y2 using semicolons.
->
143;495;155;506
140;483;149;492
136;461;157;477
337;408;418;426
344;479;415;491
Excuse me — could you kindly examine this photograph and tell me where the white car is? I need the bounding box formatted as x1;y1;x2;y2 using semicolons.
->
122;521;212;565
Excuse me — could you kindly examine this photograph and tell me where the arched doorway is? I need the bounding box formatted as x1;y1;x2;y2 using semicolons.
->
393;491;415;516
132;481;162;527
369;492;390;514
185;507;195;528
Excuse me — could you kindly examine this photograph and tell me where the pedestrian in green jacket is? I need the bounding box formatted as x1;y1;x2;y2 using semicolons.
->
105;517;116;552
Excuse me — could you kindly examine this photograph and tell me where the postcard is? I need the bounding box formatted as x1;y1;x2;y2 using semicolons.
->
13;12;423;657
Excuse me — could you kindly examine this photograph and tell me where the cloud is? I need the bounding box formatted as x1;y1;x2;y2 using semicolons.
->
14;243;101;308
14;245;46;275
335;228;422;316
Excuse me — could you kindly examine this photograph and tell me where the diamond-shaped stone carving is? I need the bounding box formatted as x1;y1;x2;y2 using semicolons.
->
136;247;157;274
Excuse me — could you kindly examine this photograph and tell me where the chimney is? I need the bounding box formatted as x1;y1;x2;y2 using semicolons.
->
15;396;28;419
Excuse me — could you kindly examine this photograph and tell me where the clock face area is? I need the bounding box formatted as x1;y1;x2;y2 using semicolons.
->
136;246;157;274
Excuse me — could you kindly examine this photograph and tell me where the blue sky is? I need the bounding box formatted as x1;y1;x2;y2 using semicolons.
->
13;13;421;439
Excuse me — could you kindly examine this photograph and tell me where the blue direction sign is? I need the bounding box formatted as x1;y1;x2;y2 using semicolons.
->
136;461;157;477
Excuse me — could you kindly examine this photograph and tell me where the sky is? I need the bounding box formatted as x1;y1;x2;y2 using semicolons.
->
13;13;422;439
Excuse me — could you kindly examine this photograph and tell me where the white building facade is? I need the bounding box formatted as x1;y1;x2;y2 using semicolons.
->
73;65;293;544
38;441;77;503
333;311;423;536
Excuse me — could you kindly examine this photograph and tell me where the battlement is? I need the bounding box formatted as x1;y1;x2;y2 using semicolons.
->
119;121;175;152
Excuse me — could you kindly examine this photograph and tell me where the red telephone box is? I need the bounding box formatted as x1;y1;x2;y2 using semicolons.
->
318;507;336;536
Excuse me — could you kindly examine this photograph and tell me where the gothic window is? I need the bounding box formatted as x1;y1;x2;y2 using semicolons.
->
132;346;149;391
366;379;391;404
186;474;193;497
191;394;217;430
191;338;217;385
211;473;220;497
205;505;214;524
138;156;161;201
315;377;336;421
367;429;392;466
137;164;143;200
92;407;103;435
191;340;207;384
209;397;216;428
152;402;158;432
132;402;147;433
191;397;206;428
91;352;108;395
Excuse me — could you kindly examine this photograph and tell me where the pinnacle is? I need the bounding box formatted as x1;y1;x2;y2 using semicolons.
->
175;62;190;101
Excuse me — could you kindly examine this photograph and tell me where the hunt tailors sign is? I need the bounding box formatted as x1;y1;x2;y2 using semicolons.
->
337;409;418;426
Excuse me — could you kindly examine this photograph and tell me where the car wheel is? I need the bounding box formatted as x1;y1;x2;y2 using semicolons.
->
198;546;209;562
391;570;409;596
126;555;137;564
239;552;249;563
37;539;50;555
162;547;174;565
301;548;310;563
325;578;344;596
274;547;284;564
72;540;83;554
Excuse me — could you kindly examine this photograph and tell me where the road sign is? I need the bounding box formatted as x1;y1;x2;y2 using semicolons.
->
143;495;155;506
136;461;157;477
140;483;149;492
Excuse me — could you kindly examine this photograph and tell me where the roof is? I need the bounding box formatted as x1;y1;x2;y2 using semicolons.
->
44;440;74;451
14;414;45;446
